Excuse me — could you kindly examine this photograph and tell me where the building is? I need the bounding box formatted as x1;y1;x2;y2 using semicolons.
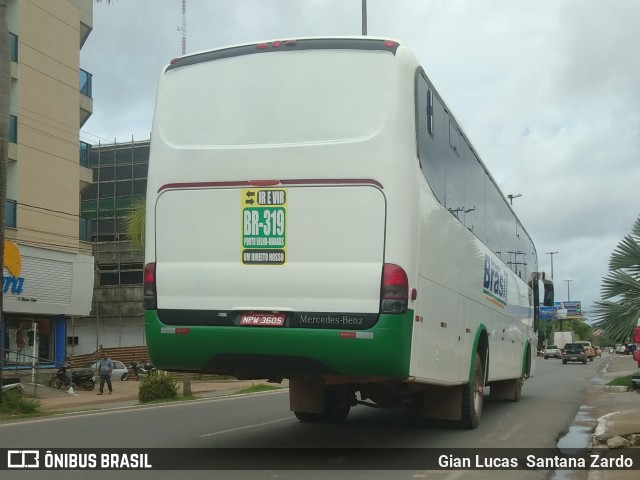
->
76;139;149;354
2;0;95;367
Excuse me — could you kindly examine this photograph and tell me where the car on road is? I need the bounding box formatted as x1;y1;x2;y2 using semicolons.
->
543;345;561;359
615;344;628;354
87;360;128;380
574;341;595;361
562;343;588;364
594;346;602;357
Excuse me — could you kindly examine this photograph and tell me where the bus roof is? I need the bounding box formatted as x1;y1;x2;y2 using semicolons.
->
166;37;401;72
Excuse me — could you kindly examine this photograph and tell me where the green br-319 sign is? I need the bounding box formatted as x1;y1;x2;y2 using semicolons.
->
241;188;287;265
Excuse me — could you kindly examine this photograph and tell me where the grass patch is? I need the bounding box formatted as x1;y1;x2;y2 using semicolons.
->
233;384;281;395
607;375;633;387
0;390;42;417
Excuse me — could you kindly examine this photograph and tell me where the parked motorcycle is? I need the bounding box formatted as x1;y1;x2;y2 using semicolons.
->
121;360;156;381
49;363;96;391
2;377;24;394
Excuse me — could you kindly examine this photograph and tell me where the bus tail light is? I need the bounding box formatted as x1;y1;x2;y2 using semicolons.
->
380;263;408;314
144;263;157;310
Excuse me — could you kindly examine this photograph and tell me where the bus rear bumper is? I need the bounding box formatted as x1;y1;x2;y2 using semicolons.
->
145;310;413;379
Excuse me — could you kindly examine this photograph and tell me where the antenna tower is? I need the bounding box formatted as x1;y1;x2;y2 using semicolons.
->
181;0;187;55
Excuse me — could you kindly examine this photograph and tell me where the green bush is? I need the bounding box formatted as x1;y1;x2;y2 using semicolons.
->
138;372;177;403
0;390;41;415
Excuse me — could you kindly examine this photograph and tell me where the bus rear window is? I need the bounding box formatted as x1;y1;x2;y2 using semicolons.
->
154;50;394;147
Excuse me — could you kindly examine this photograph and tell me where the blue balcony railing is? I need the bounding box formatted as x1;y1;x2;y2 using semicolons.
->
9;115;17;143
80;69;92;97
6;199;16;228
80;141;91;167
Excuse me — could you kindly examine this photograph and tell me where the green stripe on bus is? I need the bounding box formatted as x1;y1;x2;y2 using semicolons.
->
482;289;507;306
469;323;487;382
521;341;530;377
145;310;414;378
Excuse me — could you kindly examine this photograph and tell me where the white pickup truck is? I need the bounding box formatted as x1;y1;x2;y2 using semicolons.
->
574;341;595;361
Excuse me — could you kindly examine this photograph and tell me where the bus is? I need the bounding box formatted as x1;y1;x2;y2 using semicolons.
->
144;37;551;429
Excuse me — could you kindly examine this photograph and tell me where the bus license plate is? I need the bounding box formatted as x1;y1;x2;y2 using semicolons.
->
239;313;285;327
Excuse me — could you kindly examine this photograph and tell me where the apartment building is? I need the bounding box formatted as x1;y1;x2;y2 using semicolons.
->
2;0;94;366
76;139;149;354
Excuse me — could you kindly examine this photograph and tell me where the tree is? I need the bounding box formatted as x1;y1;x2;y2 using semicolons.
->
593;216;640;343
123;197;192;397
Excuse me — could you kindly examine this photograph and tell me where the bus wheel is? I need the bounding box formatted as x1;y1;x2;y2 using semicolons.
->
323;385;351;422
294;411;323;422
460;352;483;429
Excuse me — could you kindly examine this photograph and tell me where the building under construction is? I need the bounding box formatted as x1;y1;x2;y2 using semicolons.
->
75;139;150;355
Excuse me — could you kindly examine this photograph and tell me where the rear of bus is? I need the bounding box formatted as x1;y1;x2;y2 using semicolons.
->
144;38;418;381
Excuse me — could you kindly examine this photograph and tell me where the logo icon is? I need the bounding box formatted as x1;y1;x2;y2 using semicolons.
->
7;450;39;469
3;240;21;278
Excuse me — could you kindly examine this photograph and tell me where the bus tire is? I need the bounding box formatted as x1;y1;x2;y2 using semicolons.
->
323;385;351;422
294;411;323;422
460;352;483;429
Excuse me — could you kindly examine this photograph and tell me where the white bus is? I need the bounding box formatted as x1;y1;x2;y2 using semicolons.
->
144;37;547;429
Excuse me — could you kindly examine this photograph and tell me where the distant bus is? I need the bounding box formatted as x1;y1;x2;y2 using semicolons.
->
144;37;548;429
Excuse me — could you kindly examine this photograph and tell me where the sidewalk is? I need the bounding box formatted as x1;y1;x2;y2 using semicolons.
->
558;353;640;480
576;353;640;448
36;377;287;412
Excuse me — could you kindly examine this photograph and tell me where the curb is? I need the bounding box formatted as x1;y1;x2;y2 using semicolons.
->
602;386;630;393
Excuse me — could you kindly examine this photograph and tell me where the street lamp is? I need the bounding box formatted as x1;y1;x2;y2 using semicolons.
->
564;279;573;301
507;194;522;205
545;251;558;279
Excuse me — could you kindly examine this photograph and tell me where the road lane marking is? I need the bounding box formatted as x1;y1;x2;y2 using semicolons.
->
199;417;293;437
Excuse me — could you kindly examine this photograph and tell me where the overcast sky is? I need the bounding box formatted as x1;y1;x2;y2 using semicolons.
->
80;0;640;317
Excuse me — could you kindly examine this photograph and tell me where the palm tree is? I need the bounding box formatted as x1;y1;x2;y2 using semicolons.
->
123;198;192;396
593;216;640;342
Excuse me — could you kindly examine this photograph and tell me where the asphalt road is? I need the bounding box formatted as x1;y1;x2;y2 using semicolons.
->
0;355;605;480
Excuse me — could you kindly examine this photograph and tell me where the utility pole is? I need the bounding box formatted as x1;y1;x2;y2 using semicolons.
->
564;279;573;301
362;0;367;35
179;0;187;55
545;251;558;279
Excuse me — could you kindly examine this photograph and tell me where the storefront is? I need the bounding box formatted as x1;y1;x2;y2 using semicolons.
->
1;241;94;367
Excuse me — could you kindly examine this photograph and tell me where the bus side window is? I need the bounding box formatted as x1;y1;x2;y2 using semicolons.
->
416;73;445;203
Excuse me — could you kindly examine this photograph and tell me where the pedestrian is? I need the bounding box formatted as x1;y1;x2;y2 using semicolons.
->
97;350;114;395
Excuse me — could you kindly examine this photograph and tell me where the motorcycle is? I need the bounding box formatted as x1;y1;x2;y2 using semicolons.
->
2;377;24;394
49;363;96;391
121;360;156;381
